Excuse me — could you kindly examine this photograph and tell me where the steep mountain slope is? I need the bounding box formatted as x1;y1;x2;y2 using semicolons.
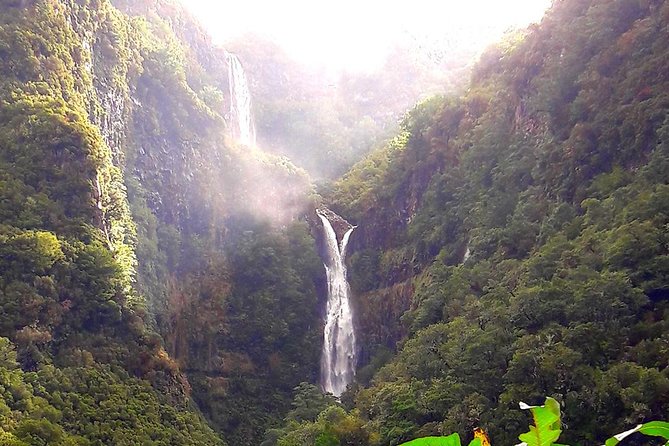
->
0;0;324;444
321;0;669;444
0;1;224;444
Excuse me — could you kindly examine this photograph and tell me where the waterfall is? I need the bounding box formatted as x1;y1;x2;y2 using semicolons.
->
225;52;256;146
318;211;356;397
463;244;471;263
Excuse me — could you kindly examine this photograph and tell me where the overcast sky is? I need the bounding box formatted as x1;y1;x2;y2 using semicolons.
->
183;0;553;72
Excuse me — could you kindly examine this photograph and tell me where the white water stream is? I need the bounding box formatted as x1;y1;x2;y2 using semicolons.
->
318;211;356;397
225;53;256;146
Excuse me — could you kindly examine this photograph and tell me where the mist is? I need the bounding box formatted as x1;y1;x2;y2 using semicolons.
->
184;0;553;74
177;1;553;188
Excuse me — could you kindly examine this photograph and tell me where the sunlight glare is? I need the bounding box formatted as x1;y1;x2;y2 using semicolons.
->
183;0;553;72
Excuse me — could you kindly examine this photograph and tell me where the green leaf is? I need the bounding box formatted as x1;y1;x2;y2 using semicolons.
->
399;433;462;446
639;422;669;440
605;422;669;446
604;425;642;446
544;398;561;430
467;438;482;446
518;398;563;446
519;425;562;446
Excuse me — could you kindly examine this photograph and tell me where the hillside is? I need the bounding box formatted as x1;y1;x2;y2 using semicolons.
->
0;0;324;444
316;0;669;444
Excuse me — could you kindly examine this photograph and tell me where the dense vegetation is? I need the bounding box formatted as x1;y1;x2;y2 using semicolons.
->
1;0;668;444
313;0;669;444
0;1;224;443
0;0;324;444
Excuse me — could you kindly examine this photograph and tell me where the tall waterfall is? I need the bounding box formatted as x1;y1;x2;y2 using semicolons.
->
225;53;256;146
318;211;356;397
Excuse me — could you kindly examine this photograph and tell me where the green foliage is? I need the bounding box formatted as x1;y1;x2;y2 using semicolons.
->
33;364;223;445
183;220;324;445
517;398;562;446
398;398;668;446
274;405;375;446
3;0;669;445
329;1;669;445
0;336;223;445
0;1;234;444
605;421;669;446
2;1;329;444
401;434;481;446
399;434;466;446
286;383;339;424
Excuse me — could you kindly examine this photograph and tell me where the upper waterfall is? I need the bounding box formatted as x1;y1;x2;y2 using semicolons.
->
318;209;357;397
225;52;256;146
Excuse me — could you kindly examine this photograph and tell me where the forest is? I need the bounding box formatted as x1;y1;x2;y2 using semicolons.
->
0;0;667;445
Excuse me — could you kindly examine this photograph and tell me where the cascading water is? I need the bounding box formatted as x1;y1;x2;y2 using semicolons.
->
225;52;256;146
463;243;471;263
318;211;357;397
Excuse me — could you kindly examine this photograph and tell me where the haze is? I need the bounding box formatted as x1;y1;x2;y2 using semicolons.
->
183;0;553;73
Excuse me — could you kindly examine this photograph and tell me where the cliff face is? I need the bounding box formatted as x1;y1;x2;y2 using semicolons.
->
0;1;322;444
79;2;323;444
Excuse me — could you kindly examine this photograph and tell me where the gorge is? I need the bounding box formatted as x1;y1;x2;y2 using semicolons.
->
224;44;357;399
0;0;668;445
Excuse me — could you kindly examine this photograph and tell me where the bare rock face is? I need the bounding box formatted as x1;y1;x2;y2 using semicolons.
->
315;207;354;243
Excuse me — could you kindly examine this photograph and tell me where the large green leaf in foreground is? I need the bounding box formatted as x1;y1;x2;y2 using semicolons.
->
399;433;483;446
518;398;562;446
605;421;669;446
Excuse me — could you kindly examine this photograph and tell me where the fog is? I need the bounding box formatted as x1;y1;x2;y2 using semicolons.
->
182;0;556;204
184;0;552;73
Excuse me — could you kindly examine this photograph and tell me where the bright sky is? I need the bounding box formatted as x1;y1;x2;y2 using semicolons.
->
183;0;553;72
